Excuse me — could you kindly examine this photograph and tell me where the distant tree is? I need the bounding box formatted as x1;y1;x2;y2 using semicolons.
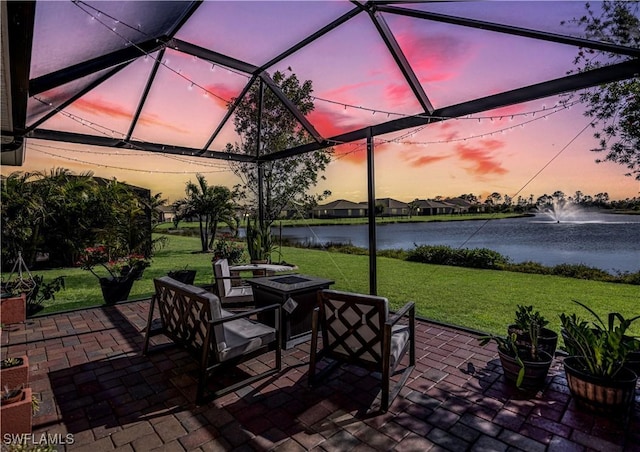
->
459;193;479;203
594;192;610;206
552;191;566;202
562;1;640;179
485;192;502;211
226;69;332;227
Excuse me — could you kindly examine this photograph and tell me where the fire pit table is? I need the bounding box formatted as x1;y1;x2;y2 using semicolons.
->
246;274;334;349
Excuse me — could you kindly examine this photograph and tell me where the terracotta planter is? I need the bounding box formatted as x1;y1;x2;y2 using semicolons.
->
0;293;26;324
508;324;558;357
0;355;29;389
0;387;32;434
99;277;135;304
563;356;638;415
498;349;553;390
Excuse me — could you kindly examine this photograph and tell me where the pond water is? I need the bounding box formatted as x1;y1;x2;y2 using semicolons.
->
274;212;640;274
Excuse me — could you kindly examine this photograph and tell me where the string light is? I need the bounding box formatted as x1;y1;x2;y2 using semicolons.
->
73;0;580;130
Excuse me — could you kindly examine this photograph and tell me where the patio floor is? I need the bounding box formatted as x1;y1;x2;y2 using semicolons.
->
2;299;639;451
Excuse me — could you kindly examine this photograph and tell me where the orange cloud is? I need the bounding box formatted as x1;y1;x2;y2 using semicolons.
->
73;97;189;134
455;138;508;175
411;154;450;167
333;142;367;164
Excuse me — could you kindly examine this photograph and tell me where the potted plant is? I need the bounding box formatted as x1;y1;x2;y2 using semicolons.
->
1;356;29;389
0;385;34;434
508;305;558;357
167;265;197;285
212;234;246;265
479;307;553;390
78;246;151;304
560;300;639;415
245;217;273;264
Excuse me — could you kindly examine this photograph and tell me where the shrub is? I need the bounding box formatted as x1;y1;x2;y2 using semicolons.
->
506;261;552;275
551;263;613;281
407;245;509;270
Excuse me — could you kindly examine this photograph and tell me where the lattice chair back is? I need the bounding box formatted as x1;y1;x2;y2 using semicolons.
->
310;289;415;412
318;290;389;370
152;276;225;356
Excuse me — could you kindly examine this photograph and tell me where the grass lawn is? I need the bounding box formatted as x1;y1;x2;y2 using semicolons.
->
6;233;638;336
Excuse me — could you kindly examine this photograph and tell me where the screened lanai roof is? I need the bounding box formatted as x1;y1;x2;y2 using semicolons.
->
2;1;639;167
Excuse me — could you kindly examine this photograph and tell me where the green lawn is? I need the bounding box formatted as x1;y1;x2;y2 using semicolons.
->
6;233;638;336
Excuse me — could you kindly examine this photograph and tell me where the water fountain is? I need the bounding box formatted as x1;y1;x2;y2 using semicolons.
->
536;200;589;223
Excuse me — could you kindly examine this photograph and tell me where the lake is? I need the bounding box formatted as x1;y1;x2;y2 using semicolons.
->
274;212;640;274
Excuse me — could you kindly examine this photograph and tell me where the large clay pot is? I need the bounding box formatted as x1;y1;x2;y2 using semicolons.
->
563;356;637;415
99;277;134;304
498;349;553;390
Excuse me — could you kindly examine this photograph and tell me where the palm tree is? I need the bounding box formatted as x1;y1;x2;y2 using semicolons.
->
179;174;236;252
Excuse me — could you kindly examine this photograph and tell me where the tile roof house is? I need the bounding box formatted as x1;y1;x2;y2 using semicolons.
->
414;199;455;215
362;198;410;217
313;199;367;218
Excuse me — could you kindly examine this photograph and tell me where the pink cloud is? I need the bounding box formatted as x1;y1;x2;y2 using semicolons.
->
455;138;508;175
205;83;243;108
381;27;473;104
307;106;368;138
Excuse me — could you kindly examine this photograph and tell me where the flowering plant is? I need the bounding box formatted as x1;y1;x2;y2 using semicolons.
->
212;234;246;265
78;246;150;280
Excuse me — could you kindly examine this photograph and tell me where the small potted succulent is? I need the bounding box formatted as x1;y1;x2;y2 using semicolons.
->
560;300;639;415
1;356;29;389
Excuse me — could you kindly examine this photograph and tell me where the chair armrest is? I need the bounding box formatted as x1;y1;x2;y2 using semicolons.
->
387;301;415;326
209;303;281;326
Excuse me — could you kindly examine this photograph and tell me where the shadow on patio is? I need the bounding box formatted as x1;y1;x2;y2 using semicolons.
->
2;299;639;451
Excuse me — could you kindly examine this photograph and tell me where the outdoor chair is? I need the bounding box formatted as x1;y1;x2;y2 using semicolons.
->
309;289;415;412
213;258;254;308
143;276;281;404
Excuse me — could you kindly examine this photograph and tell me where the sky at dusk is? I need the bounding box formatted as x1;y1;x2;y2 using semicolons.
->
5;1;639;204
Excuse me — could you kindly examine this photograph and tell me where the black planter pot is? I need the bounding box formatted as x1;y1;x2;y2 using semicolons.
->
563;356;638;415
167;270;197;285
99;277;134;304
498;349;553;390
508;325;558;357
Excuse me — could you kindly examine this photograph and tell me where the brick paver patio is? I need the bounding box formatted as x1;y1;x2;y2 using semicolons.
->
2;300;639;451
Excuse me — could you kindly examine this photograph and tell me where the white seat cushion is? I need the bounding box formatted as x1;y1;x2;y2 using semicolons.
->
216;311;276;361
390;324;410;368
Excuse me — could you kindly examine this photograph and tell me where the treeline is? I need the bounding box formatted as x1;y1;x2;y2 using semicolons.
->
1;169;160;268
458;190;639;213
